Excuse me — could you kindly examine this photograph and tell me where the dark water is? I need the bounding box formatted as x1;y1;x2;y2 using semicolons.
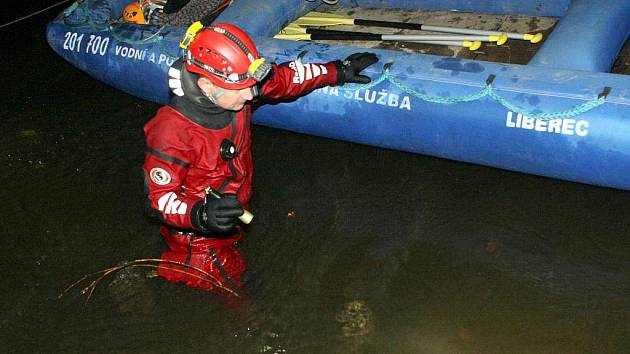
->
2;6;630;354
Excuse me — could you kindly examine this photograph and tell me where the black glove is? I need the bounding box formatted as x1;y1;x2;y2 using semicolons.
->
335;52;379;85
191;194;243;234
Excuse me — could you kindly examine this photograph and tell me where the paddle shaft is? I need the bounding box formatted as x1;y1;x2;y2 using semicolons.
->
353;19;531;40
295;32;495;42
354;18;424;30
409;40;481;50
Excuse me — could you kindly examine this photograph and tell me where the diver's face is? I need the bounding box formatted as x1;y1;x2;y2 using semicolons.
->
214;86;254;111
198;76;254;111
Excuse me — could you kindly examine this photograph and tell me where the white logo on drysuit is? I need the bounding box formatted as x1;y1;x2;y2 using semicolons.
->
288;60;328;84
168;66;184;97
157;192;188;215
150;167;172;185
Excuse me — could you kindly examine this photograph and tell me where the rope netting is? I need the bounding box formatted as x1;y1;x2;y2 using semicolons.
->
340;66;608;120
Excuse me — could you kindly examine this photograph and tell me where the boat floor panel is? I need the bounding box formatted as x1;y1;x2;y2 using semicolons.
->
311;6;558;64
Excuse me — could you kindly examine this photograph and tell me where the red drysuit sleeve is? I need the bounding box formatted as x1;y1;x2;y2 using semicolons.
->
143;120;203;230
260;61;339;100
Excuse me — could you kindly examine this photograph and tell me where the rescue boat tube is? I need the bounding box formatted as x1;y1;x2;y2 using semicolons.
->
47;0;630;191
529;0;630;72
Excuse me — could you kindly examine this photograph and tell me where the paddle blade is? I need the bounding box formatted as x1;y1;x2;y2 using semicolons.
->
464;41;482;50
293;11;354;26
273;34;311;41
279;24;308;35
489;33;508;45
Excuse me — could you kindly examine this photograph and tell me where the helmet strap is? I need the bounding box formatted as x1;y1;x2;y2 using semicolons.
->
204;87;226;104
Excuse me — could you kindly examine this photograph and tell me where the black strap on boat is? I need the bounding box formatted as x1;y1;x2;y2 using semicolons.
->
486;74;496;86
598;86;612;99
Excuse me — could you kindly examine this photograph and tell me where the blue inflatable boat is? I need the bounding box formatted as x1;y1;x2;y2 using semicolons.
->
47;0;630;191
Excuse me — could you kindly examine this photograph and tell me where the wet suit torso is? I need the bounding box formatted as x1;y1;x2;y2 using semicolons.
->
143;59;339;290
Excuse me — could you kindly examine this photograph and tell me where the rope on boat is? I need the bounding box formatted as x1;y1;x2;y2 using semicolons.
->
62;1;182;59
340;65;609;120
0;0;72;30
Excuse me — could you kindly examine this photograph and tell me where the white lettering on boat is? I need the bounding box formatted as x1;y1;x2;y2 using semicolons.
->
505;112;589;136
317;86;412;111
63;32;110;56
86;35;110;56
61;31;174;66
115;45;147;61
62;32;84;52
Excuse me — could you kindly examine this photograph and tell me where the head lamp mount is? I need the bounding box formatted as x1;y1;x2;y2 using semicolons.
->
248;58;272;82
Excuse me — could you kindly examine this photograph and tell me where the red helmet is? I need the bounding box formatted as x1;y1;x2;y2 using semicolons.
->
184;23;270;90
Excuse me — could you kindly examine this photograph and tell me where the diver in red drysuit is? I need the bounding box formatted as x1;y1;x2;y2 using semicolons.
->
143;22;378;293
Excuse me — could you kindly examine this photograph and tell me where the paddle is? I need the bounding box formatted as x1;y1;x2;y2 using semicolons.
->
278;25;504;44
274;33;482;50
294;11;542;43
275;25;485;50
274;32;500;45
